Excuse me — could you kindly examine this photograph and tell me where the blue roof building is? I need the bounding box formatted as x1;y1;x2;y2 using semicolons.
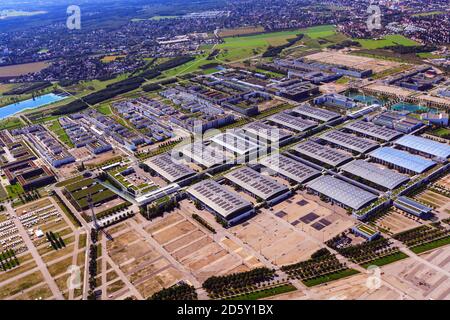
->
394;135;450;160
369;147;436;174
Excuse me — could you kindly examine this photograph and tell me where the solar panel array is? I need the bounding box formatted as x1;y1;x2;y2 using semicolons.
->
268;112;317;132
344;121;402;142
146;153;196;182
369;147;436;174
225;166;289;201
180;142;230;168
211;132;259;155
320;130;379;154
395;135;450;159
307;175;378;210
187;180;252;218
292;104;340;122
243;121;292;142
341;160;409;190
294;140;353;167
259;154;321;184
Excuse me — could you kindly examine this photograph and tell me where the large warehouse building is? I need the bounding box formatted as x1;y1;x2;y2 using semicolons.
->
293;140;353;168
307;175;378;210
369;147;436;174
242;121;292;144
146;153;196;183
341;160;410;191
320;130;379;154
259;154;321;185
187;179;255;226
179;142;230;168
268;112;317;132
344;121;403;142
394;135;450;160
211;132;259;156
292;104;341;123
224;166;291;205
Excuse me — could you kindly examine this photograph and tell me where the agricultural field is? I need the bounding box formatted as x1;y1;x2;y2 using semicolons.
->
0;61;49;78
355;35;419;49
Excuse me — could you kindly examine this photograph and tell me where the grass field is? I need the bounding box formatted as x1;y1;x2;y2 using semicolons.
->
412;11;446;17
360;252;409;268
0;117;23;130
6;183;24;199
216;25;336;62
356;35;419;49
303;269;359;287
429;127;450;138
48;120;73;147
96;103;112;115
411;236;450;254
228;284;297;300
417;52;444;59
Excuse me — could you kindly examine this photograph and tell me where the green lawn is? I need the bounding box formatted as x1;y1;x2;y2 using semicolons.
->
303;269;359;287
6;183;24;199
216;25;336;62
228;284;297;300
0;117;24;130
360;252;409;268
429;127;450;138
411;236;450;254
356;35;419;49
48;120;74;148
412;11;445;17
96;103;112;115
417;52;444;59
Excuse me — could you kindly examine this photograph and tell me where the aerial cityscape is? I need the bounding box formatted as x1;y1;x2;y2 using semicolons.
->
0;0;449;303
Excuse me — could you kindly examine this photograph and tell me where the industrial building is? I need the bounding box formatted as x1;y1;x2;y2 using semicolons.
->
268;112;317;132
293;140;353;168
2;160;56;191
372;111;423;133
394;196;433;219
178;142;230;168
369;147;436;174
145;153;196;183
292;104;341;123
319;130;379;154
341;160;409;191
259;154;321;185
187;179;255;226
211;132;259;156
394;135;450;160
271;79;319;101
224;166;291;205
352;224;380;241
307;175;378;210
242;121;292;144
344;121;403;142
314;94;357;109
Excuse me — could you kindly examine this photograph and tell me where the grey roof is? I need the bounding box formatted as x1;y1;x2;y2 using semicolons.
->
292;104;341;122
394;135;450;159
344;121;403;142
341;160;409;190
187;179;253;219
307;175;378;210
320;130;379;154
179;142;230;168
145;153;196;182
211;132;259;155
268;112;317;132
369;147;436;174
259;154;321;184
243;121;292;143
224;166;290;201
293;140;353;167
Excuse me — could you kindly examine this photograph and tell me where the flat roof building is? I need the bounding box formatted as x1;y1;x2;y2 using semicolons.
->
394;196;433;219
344;121;403;142
394;135;450;159
224;166;291;205
145;153;196;183
259;154;321;185
242;121;292;144
187;179;254;226
307;175;378;210
320;130;379;154
293;140;353;168
179;142;230;168
292;104;341;123
211;132;259;156
341;160;409;190
369;147;436;174
268;112;317;132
